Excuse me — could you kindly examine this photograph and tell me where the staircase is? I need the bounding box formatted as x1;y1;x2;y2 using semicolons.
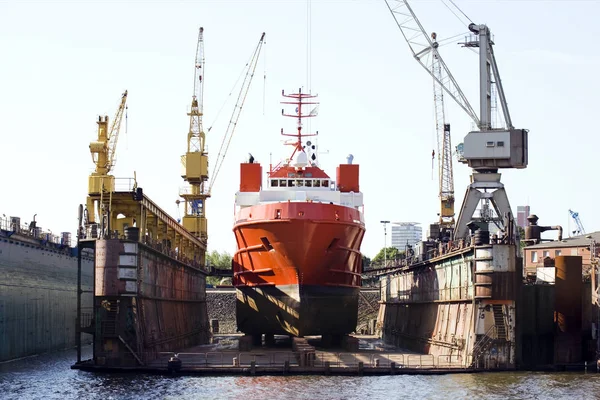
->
492;305;507;340
101;301;119;336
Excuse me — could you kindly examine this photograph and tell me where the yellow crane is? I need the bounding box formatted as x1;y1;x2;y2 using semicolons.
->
180;29;266;243
87;90;128;224
180;27;209;242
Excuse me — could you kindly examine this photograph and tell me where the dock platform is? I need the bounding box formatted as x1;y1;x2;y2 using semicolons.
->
72;335;492;376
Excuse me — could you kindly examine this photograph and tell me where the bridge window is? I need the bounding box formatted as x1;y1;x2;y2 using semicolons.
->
305;180;312;187
288;180;295;187
296;179;304;187
314;180;321;188
323;180;329;188
271;179;279;187
280;179;287;187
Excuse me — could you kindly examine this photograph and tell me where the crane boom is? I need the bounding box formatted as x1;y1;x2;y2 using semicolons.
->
189;27;205;153
106;91;128;172
90;90;128;175
432;39;454;226
384;0;479;128
180;27;209;242
209;32;266;195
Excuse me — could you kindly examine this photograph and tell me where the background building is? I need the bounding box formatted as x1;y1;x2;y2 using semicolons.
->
391;222;422;251
523;231;600;279
517;205;531;229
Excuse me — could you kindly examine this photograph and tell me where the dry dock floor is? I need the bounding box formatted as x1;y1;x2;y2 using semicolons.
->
73;335;478;375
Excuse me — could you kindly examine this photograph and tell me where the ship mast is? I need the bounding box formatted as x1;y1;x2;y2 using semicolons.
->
280;88;319;163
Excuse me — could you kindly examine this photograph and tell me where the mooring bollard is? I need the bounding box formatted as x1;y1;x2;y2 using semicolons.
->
168;356;182;375
284;360;290;374
250;360;256;375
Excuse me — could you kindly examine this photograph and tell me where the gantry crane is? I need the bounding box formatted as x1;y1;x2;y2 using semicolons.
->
87;90;128;224
384;0;528;241
431;32;455;228
569;209;586;236
180;27;209;242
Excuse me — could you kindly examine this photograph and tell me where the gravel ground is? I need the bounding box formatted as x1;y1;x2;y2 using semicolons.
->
206;289;381;335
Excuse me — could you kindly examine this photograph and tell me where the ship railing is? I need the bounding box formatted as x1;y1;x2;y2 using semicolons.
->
114;177;137;192
437;354;466;368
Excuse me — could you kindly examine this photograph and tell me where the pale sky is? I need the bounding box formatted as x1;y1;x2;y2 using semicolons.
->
1;0;598;258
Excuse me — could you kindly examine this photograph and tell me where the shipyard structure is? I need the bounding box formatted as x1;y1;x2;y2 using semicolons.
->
377;0;529;369
0;216;93;362
74;29;215;368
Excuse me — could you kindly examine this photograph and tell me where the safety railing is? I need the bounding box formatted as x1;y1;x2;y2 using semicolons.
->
152;351;468;369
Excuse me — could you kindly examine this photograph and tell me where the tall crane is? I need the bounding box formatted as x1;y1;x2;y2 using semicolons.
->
87;90;128;224
384;0;528;241
431;33;454;228
569;209;585;236
180;27;209;242
179;29;266;243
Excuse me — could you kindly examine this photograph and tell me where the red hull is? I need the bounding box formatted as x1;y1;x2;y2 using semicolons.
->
233;202;364;288
233;202;365;336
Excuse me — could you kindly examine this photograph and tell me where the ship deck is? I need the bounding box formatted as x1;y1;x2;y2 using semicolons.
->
71;335;502;376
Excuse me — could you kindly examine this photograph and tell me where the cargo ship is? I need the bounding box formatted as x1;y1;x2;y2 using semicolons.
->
0;214;93;362
232;89;365;341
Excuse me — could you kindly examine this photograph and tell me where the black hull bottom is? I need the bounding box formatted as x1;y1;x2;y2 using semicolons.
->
235;284;359;336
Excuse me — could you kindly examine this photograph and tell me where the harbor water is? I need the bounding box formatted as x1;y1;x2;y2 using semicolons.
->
1;347;600;399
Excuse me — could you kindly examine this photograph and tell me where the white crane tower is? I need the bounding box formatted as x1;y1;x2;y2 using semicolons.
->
384;0;528;241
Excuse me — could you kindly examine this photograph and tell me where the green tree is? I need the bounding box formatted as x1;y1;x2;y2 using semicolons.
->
207;250;232;269
206;250;232;286
371;246;405;267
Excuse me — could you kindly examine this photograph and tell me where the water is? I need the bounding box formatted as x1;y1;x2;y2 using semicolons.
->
1;348;600;399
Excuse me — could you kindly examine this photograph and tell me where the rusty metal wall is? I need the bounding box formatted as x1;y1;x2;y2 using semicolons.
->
94;239;209;366
554;255;583;364
381;302;474;361
517;285;554;367
384;250;474;303
555;256;582;333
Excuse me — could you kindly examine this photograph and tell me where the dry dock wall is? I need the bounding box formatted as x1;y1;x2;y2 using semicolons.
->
378;245;519;368
0;238;93;361
94;239;209;366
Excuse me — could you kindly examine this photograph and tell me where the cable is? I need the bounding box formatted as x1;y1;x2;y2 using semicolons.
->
440;0;470;27
447;0;473;24
207;51;254;133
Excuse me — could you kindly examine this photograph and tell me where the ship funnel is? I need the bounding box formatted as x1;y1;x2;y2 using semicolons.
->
346;154;354;164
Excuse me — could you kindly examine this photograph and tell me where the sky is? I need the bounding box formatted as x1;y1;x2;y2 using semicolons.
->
1;0;599;258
